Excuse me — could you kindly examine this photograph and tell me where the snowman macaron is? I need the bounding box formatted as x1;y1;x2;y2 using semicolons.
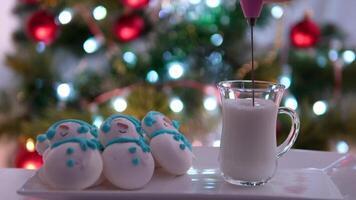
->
39;119;103;190
100;114;154;190
142;111;193;175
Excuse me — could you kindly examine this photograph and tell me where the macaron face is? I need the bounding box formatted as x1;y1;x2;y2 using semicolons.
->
44;119;98;145
142;112;178;137
54;122;82;141
46;122;93;144
100;115;143;146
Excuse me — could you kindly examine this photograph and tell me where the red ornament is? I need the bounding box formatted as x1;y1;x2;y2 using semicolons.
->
15;141;43;170
122;0;149;9
290;15;320;48
26;10;58;44
113;14;145;42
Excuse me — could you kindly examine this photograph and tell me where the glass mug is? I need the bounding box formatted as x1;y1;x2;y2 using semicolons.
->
217;80;300;186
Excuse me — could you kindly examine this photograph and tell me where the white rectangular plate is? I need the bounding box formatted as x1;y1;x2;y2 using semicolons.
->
18;168;343;200
18;148;349;200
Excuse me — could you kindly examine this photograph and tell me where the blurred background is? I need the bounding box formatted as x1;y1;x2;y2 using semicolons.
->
0;0;355;169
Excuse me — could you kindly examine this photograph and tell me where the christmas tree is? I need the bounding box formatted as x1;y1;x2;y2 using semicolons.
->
2;0;356;157
3;0;270;142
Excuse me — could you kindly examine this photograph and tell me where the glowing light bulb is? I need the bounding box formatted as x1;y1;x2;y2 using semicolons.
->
271;5;284;19
210;33;223;46
24;162;37;170
336;140;349;154
169;98;184;113
328;50;338;61
279;76;291;89
342;50;355;64
26;138;35;152
93;5;107;21
284;96;298;110
112;97;128;112
56;83;72;100
83;37;99;53
123;51;137;65
313;100;328;116
58;9;72;25
205;0;221;8
92;115;104;128
168;61;184;79
146;70;159;83
203;96;217;111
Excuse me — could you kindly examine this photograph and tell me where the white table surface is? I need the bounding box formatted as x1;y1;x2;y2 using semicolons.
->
1;147;355;200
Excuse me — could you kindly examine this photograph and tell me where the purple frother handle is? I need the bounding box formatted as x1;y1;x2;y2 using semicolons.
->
240;0;264;19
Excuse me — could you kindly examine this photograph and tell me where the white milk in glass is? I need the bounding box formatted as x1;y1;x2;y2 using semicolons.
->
220;98;278;181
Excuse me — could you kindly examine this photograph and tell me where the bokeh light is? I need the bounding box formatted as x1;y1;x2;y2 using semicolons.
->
83;37;99;53
169;98;184;113
112;97;128;112
58;9;72;25
146;70;159;83
93;5;107;21
313;100;328;116
57;83;72;100
168;61;184;79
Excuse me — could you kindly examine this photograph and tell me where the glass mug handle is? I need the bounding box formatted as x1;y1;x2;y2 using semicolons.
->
276;107;300;158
